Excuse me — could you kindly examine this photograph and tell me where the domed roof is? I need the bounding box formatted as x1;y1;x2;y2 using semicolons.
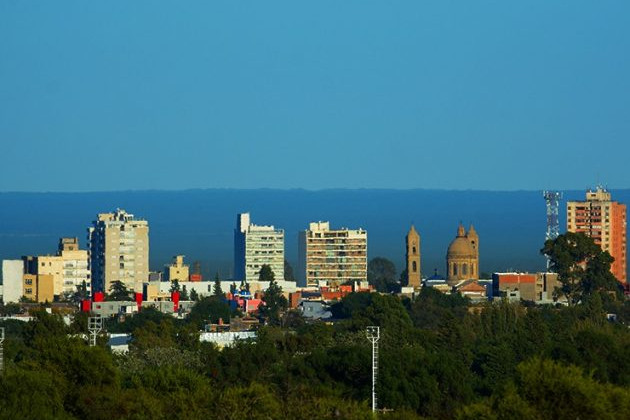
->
447;224;475;257
447;236;475;257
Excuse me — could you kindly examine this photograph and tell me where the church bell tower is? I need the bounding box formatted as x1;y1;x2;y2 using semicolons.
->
406;225;421;288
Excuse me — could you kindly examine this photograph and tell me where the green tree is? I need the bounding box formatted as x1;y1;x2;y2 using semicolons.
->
189;296;232;328
190;288;199;302
541;232;620;305
459;358;630;419
169;280;181;294
68;280;89;303
216;382;282;420
213;272;223;297
108;280;132;301
0;368;67;418
368;257;398;292
180;285;189;301
258;264;275;282
0;302;23;316
259;277;288;325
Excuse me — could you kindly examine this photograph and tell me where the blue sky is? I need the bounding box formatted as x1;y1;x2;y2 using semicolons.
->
1;1;629;192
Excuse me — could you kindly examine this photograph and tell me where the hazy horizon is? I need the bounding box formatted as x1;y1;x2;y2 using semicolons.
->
2;186;627;194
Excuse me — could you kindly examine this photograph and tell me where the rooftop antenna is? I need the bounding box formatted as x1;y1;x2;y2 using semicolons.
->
366;326;380;414
543;191;563;269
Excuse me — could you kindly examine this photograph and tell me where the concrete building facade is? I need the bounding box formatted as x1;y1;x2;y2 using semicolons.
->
446;224;479;285
23;273;55;303
88;209;149;293
22;274;36;301
234;213;285;282
405;225;421;288
567;187;627;283
1;259;24;303
493;272;561;303
35;255;64;296
165;255;189;283
298;221;367;287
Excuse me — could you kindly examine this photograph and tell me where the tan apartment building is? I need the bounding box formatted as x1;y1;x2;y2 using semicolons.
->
22;274;37;301
36;255;64;296
298;221;367;287
58;237;91;296
88;209;149;293
22;238;91;300
165;255;190;282
567;187;627;283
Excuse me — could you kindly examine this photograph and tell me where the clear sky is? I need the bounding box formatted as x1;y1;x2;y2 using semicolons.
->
1;1;629;192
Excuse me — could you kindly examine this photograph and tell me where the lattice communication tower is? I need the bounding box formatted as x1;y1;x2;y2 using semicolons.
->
366;326;380;413
543;191;562;241
543;191;563;270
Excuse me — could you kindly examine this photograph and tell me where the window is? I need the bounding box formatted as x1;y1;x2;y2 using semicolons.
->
412;261;417;272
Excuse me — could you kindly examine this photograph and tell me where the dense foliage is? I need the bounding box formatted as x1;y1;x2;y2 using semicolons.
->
1;288;629;419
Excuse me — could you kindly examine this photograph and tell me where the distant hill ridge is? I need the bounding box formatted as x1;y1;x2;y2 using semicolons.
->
1;188;629;280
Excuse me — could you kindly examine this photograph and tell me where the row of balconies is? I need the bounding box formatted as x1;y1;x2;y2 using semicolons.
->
307;266;367;271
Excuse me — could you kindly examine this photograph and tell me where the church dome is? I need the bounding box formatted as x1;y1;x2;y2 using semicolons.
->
447;236;475;257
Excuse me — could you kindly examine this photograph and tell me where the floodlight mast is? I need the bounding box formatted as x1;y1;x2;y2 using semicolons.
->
88;315;103;347
0;327;5;374
366;326;380;413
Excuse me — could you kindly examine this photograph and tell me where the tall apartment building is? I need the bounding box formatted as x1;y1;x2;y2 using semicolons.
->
567;187;627;283
298;221;367;287
88;209;149;293
234;213;285;282
58;237;91;295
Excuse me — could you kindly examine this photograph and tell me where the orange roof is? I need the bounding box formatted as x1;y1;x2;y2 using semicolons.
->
460;282;486;292
497;274;536;284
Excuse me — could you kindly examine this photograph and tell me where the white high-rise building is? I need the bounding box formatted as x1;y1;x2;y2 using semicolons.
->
88;209;149;293
234;213;285;282
298;221;367;287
